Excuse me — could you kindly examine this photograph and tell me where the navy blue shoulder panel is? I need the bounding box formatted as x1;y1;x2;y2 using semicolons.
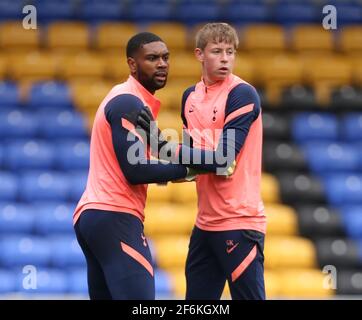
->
181;85;196;127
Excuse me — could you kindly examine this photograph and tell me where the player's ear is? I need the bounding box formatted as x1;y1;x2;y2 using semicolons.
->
194;48;203;63
127;57;137;74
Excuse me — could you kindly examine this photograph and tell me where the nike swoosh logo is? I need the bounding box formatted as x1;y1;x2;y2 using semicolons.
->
226;243;239;254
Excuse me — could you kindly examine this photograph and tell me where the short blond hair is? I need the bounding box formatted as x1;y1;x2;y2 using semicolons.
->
195;23;239;50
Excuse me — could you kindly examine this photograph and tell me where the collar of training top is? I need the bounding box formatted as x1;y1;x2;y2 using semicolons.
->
200;73;233;94
128;75;161;118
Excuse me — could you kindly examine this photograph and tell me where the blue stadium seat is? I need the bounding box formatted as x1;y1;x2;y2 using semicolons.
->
79;1;124;22
0;172;18;201
0;270;16;293
223;1;270;24
0;110;39;139
56;140;90;170
0;236;50;268
0;145;3;169
333;2;362;25
0;82;20;109
0;203;35;234
273;1;318;25
67;268;88;294
38;110;88;139
0;0;23;20
36;0;75;22
68;171;88;202
28;82;73;111
155;269;172;298
20;171;70;202
177;1;219;24
49;236;85;268
33;202;74;235
324;174;362;206
129;2;173;22
4;140;55;171
303;142;359;174
292;112;339;143
16;268;68;294
341;113;362;142
340;206;362;240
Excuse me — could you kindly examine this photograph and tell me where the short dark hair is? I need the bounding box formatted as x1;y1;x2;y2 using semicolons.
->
126;32;164;58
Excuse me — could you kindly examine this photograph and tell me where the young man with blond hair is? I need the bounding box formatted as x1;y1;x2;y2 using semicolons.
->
137;23;265;300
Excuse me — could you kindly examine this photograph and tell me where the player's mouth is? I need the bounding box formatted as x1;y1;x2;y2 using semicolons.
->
218;67;229;73
154;72;167;81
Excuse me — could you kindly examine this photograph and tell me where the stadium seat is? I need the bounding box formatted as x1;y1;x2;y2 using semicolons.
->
281;85;317;109
147;23;188;51
330;86;362;110
0;55;6;80
8;52;58;83
38;109;88;139
144;204;195;236
4;140;55;171
316;238;362;269
129;1;173;22
277;269;333;298
273;2;318;25
340;206;362;240
16;268;68;294
79;1;124;23
233;54;254;84
95;23;138;53
0;203;34;234
56;140;90;171
177;1;219;24
262;112;290;140
49;236;85;268
0;173;18;201
333;2;362;25
67;171;88;202
291;112;339;143
261;173;280;204
156;111;184;137
47;22;89;51
167;53;200;82
277;173;325;205
265;270;280;299
153;236;189;269
341;113;362;142
33;202;74;235
37;0;75;22
0;21;39;51
264;236;317;269
337;270;362;295
223;1;269;24
0;270;16;293
0;1;23;21
241;24;286;52
155;269;173;298
0;144;3;168
0;236;50;268
0;82;19;108
296;205;345;239
323;174;362;206
67;268;88;294
20;171;70;202
0;110;39;139
146;183;172;203
263;141;307;172
169;181;198;204
339;26;362;54
28;81;73;110
265;204;298;236
0;109;39;139
291;25;334;53
303;142;359;174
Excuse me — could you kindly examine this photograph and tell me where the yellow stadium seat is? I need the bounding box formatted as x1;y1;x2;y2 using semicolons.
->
292;25;334;53
156;79;194;110
71;80;113;115
169;181;198;205
153;236;189;269
340;26;362;54
233;54;254;83
103;54;130;82
265;270;281;299
7;51;58;82
265;204;298;236
277;269;334;298
265;236;317;269
169;269;186;298
0;21;39;51
96;23;138;52
47;22;89;51
147;23;188;51
241;24;286;52
261;173;280;204
146;183;173;203
350;57;362;86
144;204;195;236
0;55;7;79
168;53;201;82
156;111;183;137
61;52;106;81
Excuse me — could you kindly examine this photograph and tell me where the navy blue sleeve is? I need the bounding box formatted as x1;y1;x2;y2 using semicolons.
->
181;86;195;148
105;94;187;185
178;84;260;173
